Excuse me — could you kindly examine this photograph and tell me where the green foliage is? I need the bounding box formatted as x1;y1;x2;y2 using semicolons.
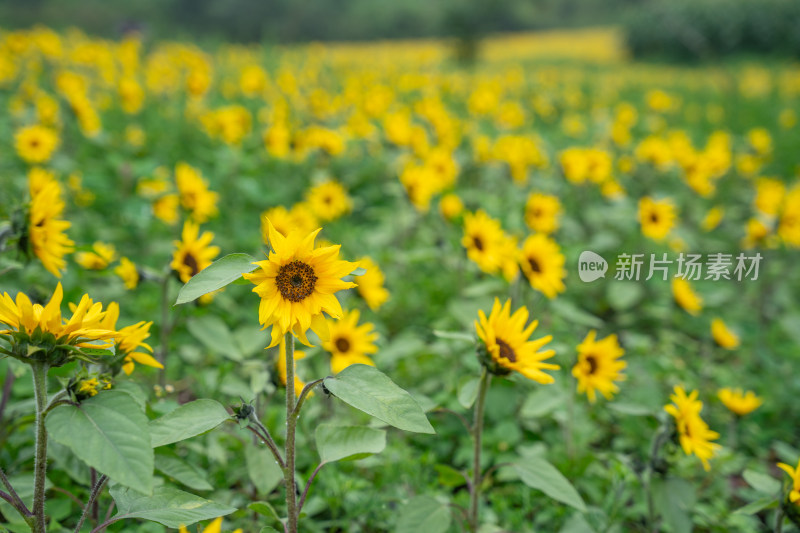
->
314;424;387;463
107;484;237;528
176;253;257;305
148;399;231;447
395;496;451;533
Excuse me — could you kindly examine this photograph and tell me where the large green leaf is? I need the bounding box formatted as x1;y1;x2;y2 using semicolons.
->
149;399;230;447
245;441;284;496
395;496;451;533
315;424;386;463
108;485;236;528
155;453;213;491
515;459;586;512
323;364;435;434
652;477;695;533
175;253;258;305
186;316;244;361
743;469;781;494
46;390;153;494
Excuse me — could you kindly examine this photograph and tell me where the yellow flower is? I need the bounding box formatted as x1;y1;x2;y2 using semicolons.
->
29;174;74;277
15;124;59;164
717;388;762;416
153;194;180;225
306;180;352;222
176;162;219;223
462;210;516;278
664;386;721;471
439;193;464;221
171;221;220;284
243;219;358;348
76;377;102;398
178;517;241;533
711;318;740;349
355;257;389;311
475;298;558;384
671;278;703;316
118;78;144;114
524;193;561;234
323;309;379;374
572;330;626;403
518;234;566;299
98;302;160;375
777;458;800;506
75;242;116;270
701;207;724;231
260;204;319;243
114;257;139;290
638;197;677;241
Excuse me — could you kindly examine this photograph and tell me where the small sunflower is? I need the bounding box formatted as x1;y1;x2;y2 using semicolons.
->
15;124;59;164
519;234;566;299
306;180;352;222
175;162;219;223
355;256;390;311
475;298;558;384
664;386;721;471
462;210;517;279
97;302;160;375
638;197;677;241
572;330;627;403
153;194;180;225
75;241;116;270
711;318;740;349
171;220;220;283
671;278;703;316
114;257;139;290
322;309;378;374
524;193;562;234
28;175;74;277
717;388;762;416
243;219;358;348
777;458;800;507
439;193;464;221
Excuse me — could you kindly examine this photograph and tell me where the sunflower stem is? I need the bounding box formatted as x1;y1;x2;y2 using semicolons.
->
727;416;738;449
31;361;49;533
644;422;670;533
73;474;107;533
283;333;299;533
469;367;491;532
157;272;170;389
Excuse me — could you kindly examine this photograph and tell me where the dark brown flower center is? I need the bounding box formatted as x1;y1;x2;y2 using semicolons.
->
585;355;598;374
276;260;317;302
472;236;484;251
528;256;541;273
183;253;200;276
497;338;516;362
335;337;350;353
650;212;659;223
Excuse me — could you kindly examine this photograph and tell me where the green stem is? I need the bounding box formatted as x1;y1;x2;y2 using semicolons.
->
469;368;491;532
644;423;670;533
73;474;107;533
0;465;32;521
283;333;298;533
157;273;170;389
728;416;738;449
31;362;49;533
775;503;784;533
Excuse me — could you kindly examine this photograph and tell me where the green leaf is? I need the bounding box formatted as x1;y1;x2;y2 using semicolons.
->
249;501;280;521
550;300;604;329
259;528;281;533
606;281;644;311
175;253;258;305
457;376;479;409
46;390;153;494
108;484;236;528
743;470;781;494
315;424;386;463
433;330;475;343
395;495;451;533
186;316;243;361
515;459;586;512
323;364;435;434
607;402;654;416
434;464;467;488
149;399;230;447
245;441;284;496
155;453;213;491
114;381;148;411
652;477;695;533
734;496;779;515
351;266;367;276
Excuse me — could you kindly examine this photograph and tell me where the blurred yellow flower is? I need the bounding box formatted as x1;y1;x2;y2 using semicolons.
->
176;162;219;223
355;257;389;311
306;180;352;222
518;234;566;299
75;242;116;270
524;193;561;234
572;330;626;403
664;386;720;471
114;257;139;290
711;318;740;349
777;458;800;506
15;124;59;164
322;309;378;374
638;197;677;241
717;388;762;416
171;221;220;284
671;278;703;316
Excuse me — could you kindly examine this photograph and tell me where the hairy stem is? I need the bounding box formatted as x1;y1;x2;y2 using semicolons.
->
157;273;170;388
283;334;298;533
73;474;108;533
0;465;31;519
31;362;49;533
297;462;325;515
469;368;491;532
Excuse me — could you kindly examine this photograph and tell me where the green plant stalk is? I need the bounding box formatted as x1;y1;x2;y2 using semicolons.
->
283;332;298;533
157;272;170;388
644;423;670;533
73;474;108;533
469;368;491;532
31;362;49;533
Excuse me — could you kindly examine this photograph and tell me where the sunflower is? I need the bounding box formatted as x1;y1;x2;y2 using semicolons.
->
439;193;464;221
175;162;219;223
518;234;566;299
306;180;352;222
28;175;74;277
717;388;762;416
710;318;740;349
15;124;59;164
179;517;242;533
153;194;180;225
355;256;389;311
75;241;116;270
171;220;220;283
322;309;378;374
475;298;558;384
524;193;562;234
114;257;139;290
671;278;703;316
98;302;160;375
664;386;721;471
243;219;358;348
777;458;800;507
462;210;517;279
638;197;677;241
260;203;319;243
572;330;627;403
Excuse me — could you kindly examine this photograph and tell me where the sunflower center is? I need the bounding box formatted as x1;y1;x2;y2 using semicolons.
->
650;212;659;223
472;236;484;251
276;260;317;302
183;253;200;276
335;337;350;353
585;355;598;374
496;338;516;362
528;257;542;273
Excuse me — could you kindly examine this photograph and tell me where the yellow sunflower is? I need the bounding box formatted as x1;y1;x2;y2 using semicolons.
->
462;210;517;279
179;517;242;533
153;194;180;225
711;318;740;349
322;309;378;374
75;241;116;270
171;221;220;283
15;124;59;164
114;257;139;290
175;162;219;223
638;197;677;241
439;193;464;221
671;278;703;316
777;458;800;506
98;302;161;375
260;203;319;243
518;234;566;299
572;330;627;403
355;256;390;311
475;298;558;384
29;175;74;277
243;219;358;348
664;386;721;471
306;180;352;222
524;193;562;234
717;388;762;416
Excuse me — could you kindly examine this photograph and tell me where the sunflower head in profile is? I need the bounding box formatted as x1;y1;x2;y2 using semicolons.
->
664;386;721;471
27;175;75;278
717;388;762;417
519;234;566;299
572;330;627;403
243;218;359;348
171;220;220;283
474;298;558;384
322;309;378;374
638;196;677;241
671;278;703;316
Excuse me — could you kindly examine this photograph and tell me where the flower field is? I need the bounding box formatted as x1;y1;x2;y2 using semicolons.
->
1;25;800;532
